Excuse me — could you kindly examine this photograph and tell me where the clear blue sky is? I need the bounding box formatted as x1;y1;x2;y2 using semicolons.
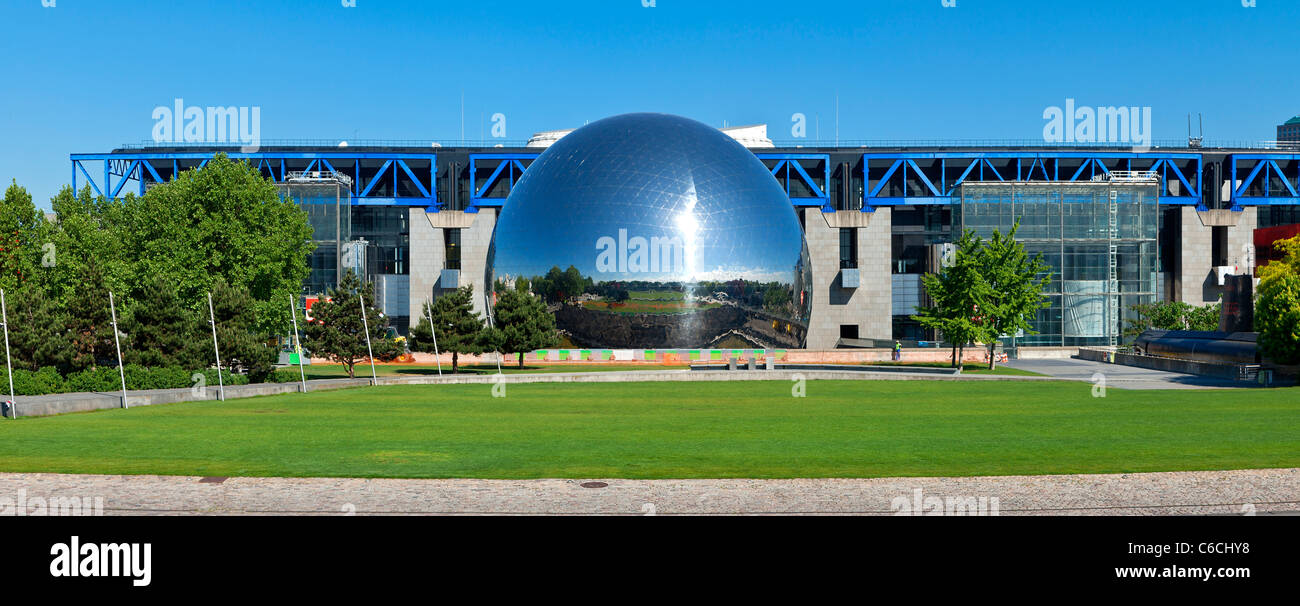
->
2;0;1297;209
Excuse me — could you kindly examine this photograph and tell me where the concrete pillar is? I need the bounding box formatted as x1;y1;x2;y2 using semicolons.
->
802;207;892;349
408;207;442;320
408;208;498;320
1227;208;1258;275
1174;207;1257;306
461;209;497;318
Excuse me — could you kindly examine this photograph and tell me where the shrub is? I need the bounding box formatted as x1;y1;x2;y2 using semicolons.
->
1257;272;1300;365
201;368;249;387
265;368;301;384
0;367;66;396
63;366;125;393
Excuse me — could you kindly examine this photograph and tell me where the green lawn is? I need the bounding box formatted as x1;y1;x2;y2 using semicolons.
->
864;361;1045;377
1;380;1297;479
298;363;689;380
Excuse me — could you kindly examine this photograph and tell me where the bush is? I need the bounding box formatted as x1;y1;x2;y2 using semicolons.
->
0;367;67;396
63;366;126;393
61;365;249;393
124;365;191;391
0;364;259;398
1257;272;1300;365
265;368;301;384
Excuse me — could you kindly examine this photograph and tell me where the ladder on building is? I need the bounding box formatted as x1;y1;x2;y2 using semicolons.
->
1107;190;1120;347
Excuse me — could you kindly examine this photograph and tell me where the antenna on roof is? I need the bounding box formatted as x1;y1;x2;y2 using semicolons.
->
1187;113;1204;148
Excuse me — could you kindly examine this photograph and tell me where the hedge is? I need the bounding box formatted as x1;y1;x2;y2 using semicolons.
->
0;365;249;397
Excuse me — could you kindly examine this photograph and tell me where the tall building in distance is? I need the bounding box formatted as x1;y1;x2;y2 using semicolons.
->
1278;116;1300;142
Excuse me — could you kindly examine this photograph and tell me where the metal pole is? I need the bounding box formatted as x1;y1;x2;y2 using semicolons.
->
109;291;128;409
289;293;308;393
1;289;15;419
207;293;225;401
426;302;442;377
485;293;502;375
359;290;377;384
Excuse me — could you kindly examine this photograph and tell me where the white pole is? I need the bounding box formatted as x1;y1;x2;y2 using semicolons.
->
207;293;225;401
1;289;15;419
109;291;128;409
425;303;442;377
359;290;377;385
485;293;502;375
289;293;308;393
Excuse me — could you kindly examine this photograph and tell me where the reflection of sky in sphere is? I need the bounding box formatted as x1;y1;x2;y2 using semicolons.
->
489;113;807;286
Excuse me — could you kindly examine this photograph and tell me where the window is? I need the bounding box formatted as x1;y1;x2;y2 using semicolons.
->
445;228;462;270
839;228;857;269
839;324;859;340
1212;226;1228;267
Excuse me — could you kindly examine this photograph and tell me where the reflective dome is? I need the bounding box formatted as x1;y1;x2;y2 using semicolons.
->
488;113;811;349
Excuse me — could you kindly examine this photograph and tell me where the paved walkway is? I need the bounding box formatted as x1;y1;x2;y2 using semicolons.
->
1005;357;1246;390
2;469;1295;516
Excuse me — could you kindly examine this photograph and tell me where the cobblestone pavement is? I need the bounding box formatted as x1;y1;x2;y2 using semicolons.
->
1;468;1296;516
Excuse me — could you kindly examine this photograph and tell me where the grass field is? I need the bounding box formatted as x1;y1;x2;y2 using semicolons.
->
864;362;1045;377
1;380;1297;479
298;363;689;380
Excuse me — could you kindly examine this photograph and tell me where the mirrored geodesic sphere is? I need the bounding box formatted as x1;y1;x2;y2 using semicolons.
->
488;113;811;349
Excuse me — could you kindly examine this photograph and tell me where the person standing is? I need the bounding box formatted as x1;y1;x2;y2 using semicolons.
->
893;340;903;362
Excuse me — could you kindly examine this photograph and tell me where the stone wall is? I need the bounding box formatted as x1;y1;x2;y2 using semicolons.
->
803;208;892;348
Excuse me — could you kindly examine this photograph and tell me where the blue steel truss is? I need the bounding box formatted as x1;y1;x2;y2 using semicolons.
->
70;151;439;209
754;153;830;207
1228;153;1300;207
467;153;538;212
862;152;1203;211
74;149;1300;213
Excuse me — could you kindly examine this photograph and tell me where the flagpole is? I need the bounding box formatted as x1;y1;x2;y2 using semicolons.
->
426;303;442;377
289;293;308;393
359;290;377;385
109;291;128;409
207;293;225;401
1;289;15;419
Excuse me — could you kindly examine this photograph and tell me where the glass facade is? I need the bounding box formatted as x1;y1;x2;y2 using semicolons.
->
488;113;812;349
279;180;351;296
1258;205;1300;228
350;206;410;276
956;182;1160;347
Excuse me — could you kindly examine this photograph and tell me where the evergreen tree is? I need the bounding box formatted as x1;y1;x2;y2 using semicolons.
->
491;283;558;367
3;284;72;372
66;262;118;371
409;285;486;373
210;279;279;382
303;271;401;379
124;275;206;370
